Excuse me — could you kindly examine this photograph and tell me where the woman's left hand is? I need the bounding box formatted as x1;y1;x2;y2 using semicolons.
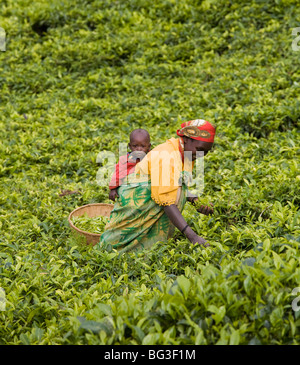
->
197;204;214;215
190;197;214;215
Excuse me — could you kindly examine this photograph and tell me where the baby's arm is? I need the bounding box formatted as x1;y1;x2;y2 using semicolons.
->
109;188;119;201
108;161;121;201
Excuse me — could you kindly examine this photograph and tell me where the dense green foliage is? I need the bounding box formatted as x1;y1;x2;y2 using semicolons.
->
0;0;300;344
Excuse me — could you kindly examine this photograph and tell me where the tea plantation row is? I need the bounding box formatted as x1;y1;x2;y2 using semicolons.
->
0;0;299;344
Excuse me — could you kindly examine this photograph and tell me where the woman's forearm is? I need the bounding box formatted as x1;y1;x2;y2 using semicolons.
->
163;204;208;247
163;204;196;240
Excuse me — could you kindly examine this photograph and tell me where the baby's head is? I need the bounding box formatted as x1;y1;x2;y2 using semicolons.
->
128;129;151;155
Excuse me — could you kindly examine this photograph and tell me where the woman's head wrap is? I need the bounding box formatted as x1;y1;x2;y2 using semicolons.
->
177;119;216;143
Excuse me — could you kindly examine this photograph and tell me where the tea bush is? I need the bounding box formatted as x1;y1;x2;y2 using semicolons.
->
0;0;299;344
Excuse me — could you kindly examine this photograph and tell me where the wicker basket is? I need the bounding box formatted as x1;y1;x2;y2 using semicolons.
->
68;203;114;246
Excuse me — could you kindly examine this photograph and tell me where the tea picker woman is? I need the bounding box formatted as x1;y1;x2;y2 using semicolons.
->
97;120;216;254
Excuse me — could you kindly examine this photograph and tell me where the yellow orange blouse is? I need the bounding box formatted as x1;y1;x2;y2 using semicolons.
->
134;137;192;206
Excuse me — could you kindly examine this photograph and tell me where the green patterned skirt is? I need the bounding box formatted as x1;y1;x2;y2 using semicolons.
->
97;182;187;253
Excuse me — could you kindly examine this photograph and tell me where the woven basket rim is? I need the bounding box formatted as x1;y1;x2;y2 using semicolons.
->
68;203;113;237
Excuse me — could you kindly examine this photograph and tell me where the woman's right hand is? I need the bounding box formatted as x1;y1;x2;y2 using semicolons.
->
163;204;210;248
188;232;210;247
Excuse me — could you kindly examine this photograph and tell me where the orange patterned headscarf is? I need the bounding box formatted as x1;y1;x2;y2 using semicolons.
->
177;119;216;143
